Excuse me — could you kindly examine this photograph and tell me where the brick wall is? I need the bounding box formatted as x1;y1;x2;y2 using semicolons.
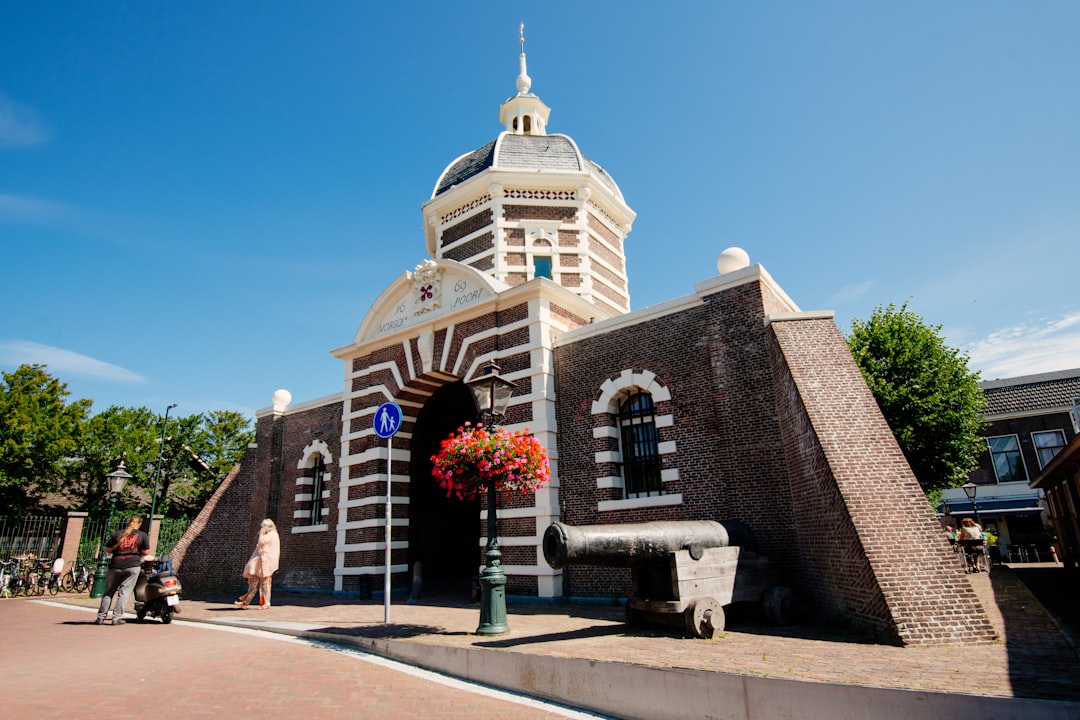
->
972;411;1077;485
174;399;344;594
767;316;996;645
552;279;996;645
171;458;259;594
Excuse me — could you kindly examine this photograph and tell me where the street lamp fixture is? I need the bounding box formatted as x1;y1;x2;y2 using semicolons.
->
962;482;981;526
89;462;132;598
148;403;178;530
465;361;516;635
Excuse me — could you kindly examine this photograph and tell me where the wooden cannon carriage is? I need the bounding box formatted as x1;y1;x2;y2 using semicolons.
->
543;520;793;638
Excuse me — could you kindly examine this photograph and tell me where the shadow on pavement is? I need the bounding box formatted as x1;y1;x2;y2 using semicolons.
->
992;565;1080;701
310;623;446;639
474;623;627;648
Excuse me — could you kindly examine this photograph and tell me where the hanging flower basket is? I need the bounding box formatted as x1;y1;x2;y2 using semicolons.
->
431;423;550;500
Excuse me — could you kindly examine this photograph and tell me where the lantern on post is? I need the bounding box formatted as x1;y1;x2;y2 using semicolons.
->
89;462;132;599
962;482;980;527
465;361;517;635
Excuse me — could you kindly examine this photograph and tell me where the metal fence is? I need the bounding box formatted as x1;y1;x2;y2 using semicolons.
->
79;517;123;560
155;517;189;556
0;516;64;560
3;515;191;562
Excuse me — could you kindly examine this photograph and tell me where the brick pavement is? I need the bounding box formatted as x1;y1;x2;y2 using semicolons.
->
55;564;1080;703
1;598;605;719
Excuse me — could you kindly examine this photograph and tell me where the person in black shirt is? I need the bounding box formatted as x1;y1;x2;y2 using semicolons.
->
96;516;151;625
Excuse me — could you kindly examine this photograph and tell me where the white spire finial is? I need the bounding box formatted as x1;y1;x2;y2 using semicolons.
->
516;22;531;94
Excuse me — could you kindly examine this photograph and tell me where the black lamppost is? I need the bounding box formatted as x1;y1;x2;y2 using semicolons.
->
148;403;178;529
465;361;516;636
89;462;132;598
962;482;980;527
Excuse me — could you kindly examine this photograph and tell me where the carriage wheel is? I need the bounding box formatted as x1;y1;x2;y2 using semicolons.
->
684;597;724;639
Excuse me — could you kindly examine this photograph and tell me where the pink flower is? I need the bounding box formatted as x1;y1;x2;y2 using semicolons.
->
430;424;550;500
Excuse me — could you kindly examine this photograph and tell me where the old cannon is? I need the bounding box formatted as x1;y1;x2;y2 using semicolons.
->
543;520;792;638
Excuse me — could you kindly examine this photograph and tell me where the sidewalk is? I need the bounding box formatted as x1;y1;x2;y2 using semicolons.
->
60;564;1080;709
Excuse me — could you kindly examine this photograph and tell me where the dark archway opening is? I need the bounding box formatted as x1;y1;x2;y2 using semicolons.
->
409;380;481;599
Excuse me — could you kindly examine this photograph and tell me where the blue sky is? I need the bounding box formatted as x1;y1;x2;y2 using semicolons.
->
2;2;1078;420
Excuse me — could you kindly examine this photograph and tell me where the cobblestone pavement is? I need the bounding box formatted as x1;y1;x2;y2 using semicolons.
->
54;564;1080;703
1;598;609;719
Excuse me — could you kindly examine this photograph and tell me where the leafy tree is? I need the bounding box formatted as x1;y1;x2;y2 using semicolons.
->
1;364;254;517
191;410;254;480
75;408;253;518
0;365;91;513
847;303;987;496
70;405;161;517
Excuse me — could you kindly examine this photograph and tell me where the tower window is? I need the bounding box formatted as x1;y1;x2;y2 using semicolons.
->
523;115;532;134
533;256;552;279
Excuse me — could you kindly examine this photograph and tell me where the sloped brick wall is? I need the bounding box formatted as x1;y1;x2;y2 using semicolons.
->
767;316;996;645
171;459;258;594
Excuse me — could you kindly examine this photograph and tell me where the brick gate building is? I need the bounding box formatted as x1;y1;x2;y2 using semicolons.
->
174;43;995;646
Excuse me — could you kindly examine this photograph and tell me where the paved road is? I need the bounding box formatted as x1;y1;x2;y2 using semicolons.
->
0;598;611;720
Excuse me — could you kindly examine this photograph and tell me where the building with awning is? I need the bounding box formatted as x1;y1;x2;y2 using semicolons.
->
940;368;1080;563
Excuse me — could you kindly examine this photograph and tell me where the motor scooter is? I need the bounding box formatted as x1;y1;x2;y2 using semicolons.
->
133;554;182;623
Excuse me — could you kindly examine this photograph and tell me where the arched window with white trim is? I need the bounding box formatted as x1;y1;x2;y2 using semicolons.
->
294;440;333;532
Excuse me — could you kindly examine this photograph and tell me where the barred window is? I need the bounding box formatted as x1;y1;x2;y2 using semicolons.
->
618;391;662;497
309;456;326;525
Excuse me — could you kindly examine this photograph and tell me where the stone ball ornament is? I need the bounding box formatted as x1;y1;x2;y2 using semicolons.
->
272;389;292;412
716;247;751;275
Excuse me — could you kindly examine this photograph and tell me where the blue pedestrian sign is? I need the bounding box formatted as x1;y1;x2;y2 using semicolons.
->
374;402;402;439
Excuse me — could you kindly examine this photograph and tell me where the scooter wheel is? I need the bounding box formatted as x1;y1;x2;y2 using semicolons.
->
160;609;172;624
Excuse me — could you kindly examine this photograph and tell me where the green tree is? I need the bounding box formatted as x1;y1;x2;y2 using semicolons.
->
70;405;161;517
75;408;253;518
847;303;987;496
0;364;92;513
192;410;254;480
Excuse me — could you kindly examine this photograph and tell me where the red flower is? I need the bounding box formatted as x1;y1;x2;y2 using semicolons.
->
430;423;550;500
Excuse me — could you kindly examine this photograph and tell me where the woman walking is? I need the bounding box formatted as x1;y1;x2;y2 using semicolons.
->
234;519;280;609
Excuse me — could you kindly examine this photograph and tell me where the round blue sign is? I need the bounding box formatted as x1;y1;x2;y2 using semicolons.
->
373;402;402;439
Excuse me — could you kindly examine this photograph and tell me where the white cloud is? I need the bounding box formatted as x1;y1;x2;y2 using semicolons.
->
0;91;49;148
0;192;72;223
966;310;1080;380
0;340;146;384
824;279;874;307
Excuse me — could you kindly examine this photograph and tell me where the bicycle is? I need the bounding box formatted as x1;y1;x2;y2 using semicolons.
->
0;558;15;598
8;555;36;596
44;559;63;595
67;559;94;593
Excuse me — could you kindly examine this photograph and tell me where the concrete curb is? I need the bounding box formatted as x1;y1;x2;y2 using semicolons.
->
185;615;1080;720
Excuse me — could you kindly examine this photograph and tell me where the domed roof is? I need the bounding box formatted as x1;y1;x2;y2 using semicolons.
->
432;132;624;201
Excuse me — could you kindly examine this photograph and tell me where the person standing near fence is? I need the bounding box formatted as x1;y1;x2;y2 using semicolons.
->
96;516;150;625
234;519;280;609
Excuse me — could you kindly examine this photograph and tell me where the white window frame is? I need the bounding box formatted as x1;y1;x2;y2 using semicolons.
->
986;434;1029;484
1032;429;1067;470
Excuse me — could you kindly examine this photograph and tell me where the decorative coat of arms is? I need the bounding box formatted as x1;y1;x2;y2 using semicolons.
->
408;259;442;315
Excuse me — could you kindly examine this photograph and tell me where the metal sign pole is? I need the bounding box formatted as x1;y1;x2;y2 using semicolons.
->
385;434;392;624
372;400;402;625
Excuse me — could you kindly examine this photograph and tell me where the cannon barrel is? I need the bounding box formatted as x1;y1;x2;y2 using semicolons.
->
543;519;756;569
